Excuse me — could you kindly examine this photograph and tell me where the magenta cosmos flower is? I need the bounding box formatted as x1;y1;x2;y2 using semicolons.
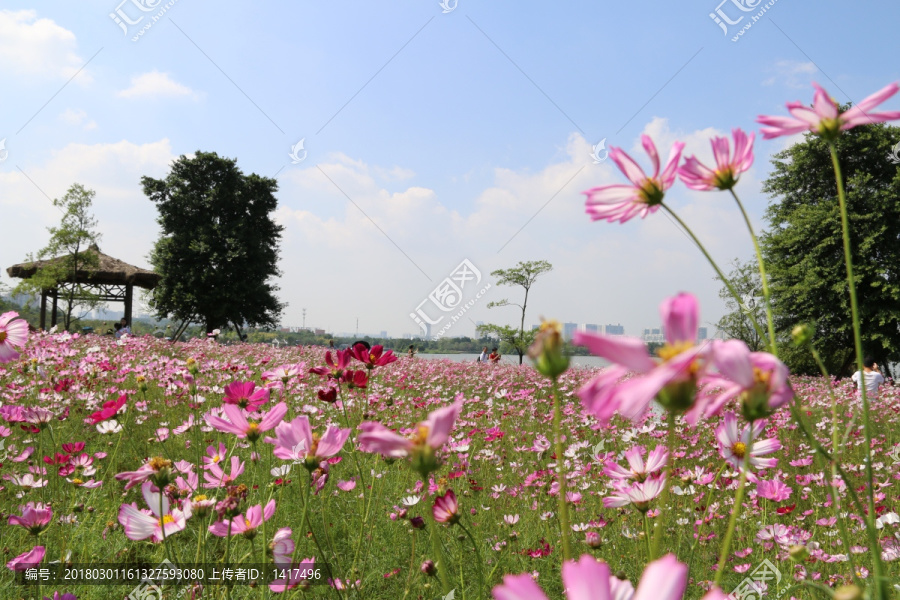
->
351;343;398;369
715;412;782;471
492;553;725;600
210;499;275;539
573;293;707;425
678;128;754;191
583;135;684;224
0;311;28;363
266;414;350;469
358;400;462;475
757;82;900;140
693;339;793;423
602;477;666;513
8;502;52;535
118;481;189;543
206;402;287;442
310;349;352;378
6;545;45;571
432;489;460;525
222;381;269;411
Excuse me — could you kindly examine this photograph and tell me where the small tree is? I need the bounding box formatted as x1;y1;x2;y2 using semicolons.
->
14;184;102;330
143;151;285;337
715;259;766;352
478;260;552;364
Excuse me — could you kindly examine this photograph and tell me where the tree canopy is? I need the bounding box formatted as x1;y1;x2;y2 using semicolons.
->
14;183;102;330
760;122;900;376
478;260;552;364
143;151;285;336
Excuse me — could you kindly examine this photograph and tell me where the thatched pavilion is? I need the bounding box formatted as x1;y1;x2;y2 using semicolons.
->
6;244;161;330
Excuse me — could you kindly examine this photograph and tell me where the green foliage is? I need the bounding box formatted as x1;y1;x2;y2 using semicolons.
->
13;183;102;330
715;259;766;352
760;122;900;376
482;260;552;364
143;151;285;334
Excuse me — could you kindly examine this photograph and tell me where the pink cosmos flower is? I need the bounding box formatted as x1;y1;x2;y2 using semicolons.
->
757;479;792;502
262;363;304;385
359;401;462;474
492;553;710;600
6;545;45;571
757;82;900;140
271;527;295;567
209;499;275;539
8;502;52;535
203;456;245;489
693;339;792;423
602;477;666;512
270;558;316;593
0;311;29;363
115;457;174;491
88;394;127;424
603;445;668;482
222;381;269;412
337;479;356;492
206;402;287;442
203;442;228;469
118;481;189;543
267;415;350;468
432;489;460;525
715;412;782;471
678;129;754;191
583;135;684;224
574;293;707;425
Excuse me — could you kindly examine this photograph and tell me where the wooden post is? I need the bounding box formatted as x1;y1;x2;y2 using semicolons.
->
124;284;133;326
39;291;47;331
50;289;58;327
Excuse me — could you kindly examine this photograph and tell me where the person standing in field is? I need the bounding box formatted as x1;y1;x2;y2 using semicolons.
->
489;347;501;364
852;356;885;398
479;347;489;363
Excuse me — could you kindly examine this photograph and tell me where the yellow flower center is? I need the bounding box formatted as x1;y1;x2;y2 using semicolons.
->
149;456;172;471
193;495;208;502
247;423;259;434
212;455;221;463
159;515;175;525
732;442;747;459
411;425;430;448
753;367;771;386
638;179;664;206
71;478;84;486
656;340;694;362
245;518;253;528
0;331;7;344
712;168;737;190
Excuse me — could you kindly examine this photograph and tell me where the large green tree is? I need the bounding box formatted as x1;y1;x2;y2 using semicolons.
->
715;259;767;352
477;260;552;364
760;122;900;376
14;183;102;330
143;151;285;337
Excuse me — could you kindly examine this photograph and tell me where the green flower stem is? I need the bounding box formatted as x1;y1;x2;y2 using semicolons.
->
650;411;677;560
685;462;727;581
828;142;886;598
728;188;778;356
222;519;233;600
643;513;652;562
459;521;485;599
550;379;573;562
428;509;452;596
713;435;752;588
661;203;768;346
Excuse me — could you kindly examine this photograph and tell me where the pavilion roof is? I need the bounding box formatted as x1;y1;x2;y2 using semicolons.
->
6;244;161;289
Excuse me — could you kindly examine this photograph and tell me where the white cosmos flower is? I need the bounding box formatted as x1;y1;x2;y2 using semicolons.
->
271;465;291;478
97;420;122;434
401;495;420;507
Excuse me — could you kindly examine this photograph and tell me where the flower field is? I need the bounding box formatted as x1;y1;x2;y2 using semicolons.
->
0;329;898;599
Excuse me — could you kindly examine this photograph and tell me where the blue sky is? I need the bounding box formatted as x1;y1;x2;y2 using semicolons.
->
2;0;899;338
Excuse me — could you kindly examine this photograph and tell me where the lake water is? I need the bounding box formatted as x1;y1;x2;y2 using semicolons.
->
415;353;609;369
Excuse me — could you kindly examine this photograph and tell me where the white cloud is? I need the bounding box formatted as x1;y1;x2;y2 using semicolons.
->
0;10;92;83
58;108;97;131
762;60;818;89
117;70;200;100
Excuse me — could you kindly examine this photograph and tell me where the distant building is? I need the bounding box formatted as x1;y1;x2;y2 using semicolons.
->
698;327;708;341
584;324;599;333
563;322;578;341
379;331;388;339
641;327;665;343
314;328;325;335
605;324;625;336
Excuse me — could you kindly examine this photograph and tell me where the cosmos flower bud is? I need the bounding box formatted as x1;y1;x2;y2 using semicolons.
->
528;319;570;380
791;324;813;347
421;560;437;576
410;516;426;530
585;531;602;548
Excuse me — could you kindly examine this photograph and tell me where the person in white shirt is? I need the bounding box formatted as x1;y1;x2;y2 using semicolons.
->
851;356;885;397
479;347;489;363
